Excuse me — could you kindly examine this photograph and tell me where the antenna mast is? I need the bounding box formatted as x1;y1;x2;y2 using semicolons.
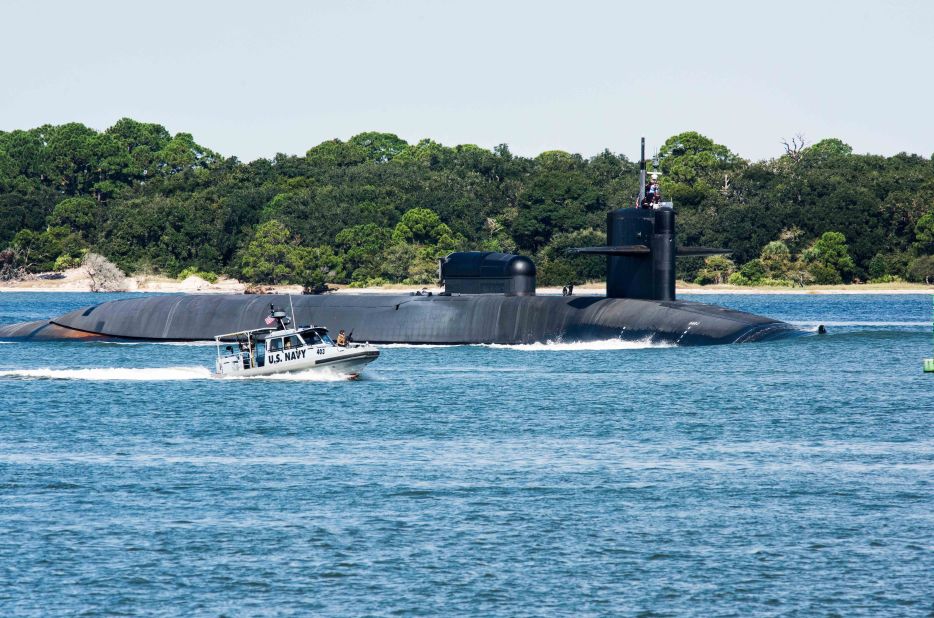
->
638;137;646;208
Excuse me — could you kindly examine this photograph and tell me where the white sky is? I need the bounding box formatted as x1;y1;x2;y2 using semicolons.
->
2;0;932;162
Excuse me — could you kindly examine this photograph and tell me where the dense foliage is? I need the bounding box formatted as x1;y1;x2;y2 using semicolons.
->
1;120;932;286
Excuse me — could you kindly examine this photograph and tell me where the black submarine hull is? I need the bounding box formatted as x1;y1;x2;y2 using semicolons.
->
0;293;798;345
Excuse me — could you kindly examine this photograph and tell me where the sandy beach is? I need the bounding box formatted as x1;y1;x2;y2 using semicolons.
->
1;269;931;295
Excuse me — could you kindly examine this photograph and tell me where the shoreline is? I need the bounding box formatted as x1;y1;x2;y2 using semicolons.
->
1;274;931;296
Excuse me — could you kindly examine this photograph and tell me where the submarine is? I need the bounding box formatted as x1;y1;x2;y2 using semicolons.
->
0;142;800;346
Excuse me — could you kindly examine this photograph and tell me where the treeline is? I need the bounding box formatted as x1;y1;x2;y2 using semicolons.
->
1;119;932;287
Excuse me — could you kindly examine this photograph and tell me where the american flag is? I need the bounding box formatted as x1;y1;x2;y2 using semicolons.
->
265;316;276;325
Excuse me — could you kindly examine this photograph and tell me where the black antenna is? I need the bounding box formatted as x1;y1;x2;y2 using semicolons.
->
638;137;646;208
268;304;290;329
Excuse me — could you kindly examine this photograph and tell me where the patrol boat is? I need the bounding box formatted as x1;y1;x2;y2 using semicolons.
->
213;306;379;378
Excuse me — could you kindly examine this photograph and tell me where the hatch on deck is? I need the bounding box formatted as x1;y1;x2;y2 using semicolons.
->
440;251;536;296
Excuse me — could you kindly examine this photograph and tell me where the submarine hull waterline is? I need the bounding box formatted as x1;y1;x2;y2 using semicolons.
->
0;294;798;345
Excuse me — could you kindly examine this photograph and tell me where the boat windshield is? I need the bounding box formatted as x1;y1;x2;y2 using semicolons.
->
299;330;329;346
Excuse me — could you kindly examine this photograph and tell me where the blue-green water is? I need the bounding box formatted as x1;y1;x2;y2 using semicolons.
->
1;293;931;616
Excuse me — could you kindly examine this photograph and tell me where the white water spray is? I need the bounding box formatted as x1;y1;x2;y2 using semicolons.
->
0;366;360;381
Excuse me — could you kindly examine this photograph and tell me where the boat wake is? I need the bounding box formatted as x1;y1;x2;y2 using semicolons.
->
0;366;213;381
218;368;358;382
381;337;673;351
96;340;217;347
0;365;361;381
481;337;674;351
791;321;928;328
377;343;459;349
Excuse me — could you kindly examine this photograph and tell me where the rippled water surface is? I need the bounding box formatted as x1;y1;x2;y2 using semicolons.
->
1;292;932;616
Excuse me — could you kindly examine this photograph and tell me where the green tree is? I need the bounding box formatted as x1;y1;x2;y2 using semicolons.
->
100;195;222;275
759;240;792;279
157;132;219;174
801;231;856;284
239;220;305;284
305;139;367;168
658;131;744;205
11;226;84;272
731;259;769;285
0;192;55;247
535;228;604;286
510;151;598;251
394;139;452;169
334;223;391;282
694;255;736;285
801;138;853;165
348;132;408;163
392;207;452;245
300;245;340;288
906;255;934;283
49;197;98;237
912;212;934;255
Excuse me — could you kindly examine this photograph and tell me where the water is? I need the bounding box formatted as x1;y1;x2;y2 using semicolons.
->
0;292;931;616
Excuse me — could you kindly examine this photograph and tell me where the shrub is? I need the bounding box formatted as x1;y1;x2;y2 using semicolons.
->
801;231;855;283
0;248;28;282
349;277;388;288
694;271;717;285
807;262;843;285
238;220;305;284
868;252;910;280
738;259;766;283
906;255;934;283
82;253;126;292
537;259;577;287
728;272;753;286
177;266;219;283
759;241;792;278
694;255;735;285
868;274;904;283
53;253;83;271
753;278;793;287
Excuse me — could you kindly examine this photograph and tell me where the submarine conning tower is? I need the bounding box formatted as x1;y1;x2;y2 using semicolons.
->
567;137;729;301
607;207;675;301
572;205;729;301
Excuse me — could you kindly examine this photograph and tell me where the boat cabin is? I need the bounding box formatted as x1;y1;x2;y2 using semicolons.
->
215;325;335;373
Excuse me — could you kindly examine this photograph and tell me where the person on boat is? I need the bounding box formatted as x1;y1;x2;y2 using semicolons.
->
645;173;661;206
336;330;347;346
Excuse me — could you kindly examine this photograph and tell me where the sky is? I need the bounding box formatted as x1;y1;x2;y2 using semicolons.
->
2;0;932;163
